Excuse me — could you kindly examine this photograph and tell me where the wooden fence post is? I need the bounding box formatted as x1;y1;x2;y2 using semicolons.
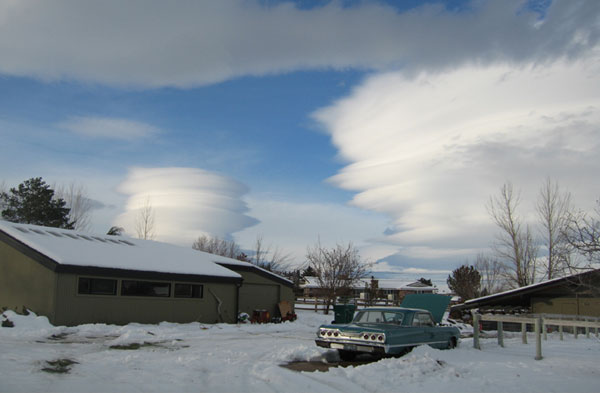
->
497;321;504;348
472;312;480;350
522;322;528;344
535;316;543;360
559;324;563;341
543;320;547;341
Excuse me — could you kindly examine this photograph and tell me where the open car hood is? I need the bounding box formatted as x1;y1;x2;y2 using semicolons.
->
400;294;452;324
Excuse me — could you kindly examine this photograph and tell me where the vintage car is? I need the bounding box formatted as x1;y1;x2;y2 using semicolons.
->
315;307;460;360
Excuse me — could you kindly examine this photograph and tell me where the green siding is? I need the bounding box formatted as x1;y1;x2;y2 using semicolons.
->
229;268;295;318
54;274;238;326
532;297;600;317
0;241;57;322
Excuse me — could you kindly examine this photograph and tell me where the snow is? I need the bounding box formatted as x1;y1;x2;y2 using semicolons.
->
0;221;240;279
2;310;599;393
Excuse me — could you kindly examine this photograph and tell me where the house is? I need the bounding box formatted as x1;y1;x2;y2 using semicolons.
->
451;269;600;317
300;276;436;301
0;221;294;326
197;254;295;319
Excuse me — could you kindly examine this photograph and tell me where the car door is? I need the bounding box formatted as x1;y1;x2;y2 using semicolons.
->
418;312;448;348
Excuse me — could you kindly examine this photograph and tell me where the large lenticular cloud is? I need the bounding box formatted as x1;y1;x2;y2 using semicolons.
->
115;167;258;246
313;55;600;265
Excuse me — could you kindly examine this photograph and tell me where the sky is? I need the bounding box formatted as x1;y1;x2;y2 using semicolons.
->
1;0;599;278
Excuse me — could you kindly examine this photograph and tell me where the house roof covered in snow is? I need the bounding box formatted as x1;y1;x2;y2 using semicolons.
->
0;221;241;281
211;255;293;287
452;268;600;311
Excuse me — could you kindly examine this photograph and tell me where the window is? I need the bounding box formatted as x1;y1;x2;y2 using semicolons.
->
121;280;171;297
174;283;203;298
413;313;434;327
78;277;117;295
382;311;404;325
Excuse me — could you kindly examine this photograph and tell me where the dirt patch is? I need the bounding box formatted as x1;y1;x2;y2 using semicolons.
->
41;359;78;374
109;340;189;351
281;356;380;372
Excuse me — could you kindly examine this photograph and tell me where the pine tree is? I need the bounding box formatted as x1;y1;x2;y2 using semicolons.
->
1;177;74;229
447;265;481;301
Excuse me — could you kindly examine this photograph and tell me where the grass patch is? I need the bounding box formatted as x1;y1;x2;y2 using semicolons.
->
41;359;78;374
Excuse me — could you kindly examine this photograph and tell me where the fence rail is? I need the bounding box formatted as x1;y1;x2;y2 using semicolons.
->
295;297;400;311
472;312;600;360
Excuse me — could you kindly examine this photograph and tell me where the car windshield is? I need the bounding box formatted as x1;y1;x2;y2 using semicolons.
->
353;310;405;325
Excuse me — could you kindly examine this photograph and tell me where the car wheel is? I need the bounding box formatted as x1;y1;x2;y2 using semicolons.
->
338;349;357;361
448;337;457;349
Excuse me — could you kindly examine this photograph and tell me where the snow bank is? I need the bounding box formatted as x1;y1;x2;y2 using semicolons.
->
1;310;599;393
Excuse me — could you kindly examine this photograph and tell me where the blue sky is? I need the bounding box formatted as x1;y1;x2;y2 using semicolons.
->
1;0;599;278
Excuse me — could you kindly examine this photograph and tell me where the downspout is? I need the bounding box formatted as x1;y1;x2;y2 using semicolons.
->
235;281;242;323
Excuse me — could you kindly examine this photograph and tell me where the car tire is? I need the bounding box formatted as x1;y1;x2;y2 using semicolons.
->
448;337;457;349
338;349;357;361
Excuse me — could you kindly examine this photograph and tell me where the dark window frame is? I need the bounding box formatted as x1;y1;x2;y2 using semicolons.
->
121;280;171;297
78;277;117;296
174;283;204;298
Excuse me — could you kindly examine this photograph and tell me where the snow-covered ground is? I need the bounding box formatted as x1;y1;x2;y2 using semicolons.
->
1;310;599;393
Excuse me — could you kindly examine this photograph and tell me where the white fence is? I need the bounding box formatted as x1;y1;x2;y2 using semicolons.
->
472;312;600;360
295;297;400;312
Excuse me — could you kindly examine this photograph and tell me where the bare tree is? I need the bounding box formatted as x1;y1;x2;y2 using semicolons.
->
135;196;155;240
475;253;504;295
0;181;6;211
306;240;371;314
251;235;291;273
487;182;538;288
192;234;242;259
107;226;124;236
536;178;573;279
564;200;600;267
54;182;94;231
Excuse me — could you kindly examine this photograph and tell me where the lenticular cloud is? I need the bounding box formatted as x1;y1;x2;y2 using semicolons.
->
313;56;600;260
115;167;258;245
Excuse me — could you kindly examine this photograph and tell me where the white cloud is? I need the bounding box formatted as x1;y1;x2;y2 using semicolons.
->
114;167;258;246
58;116;160;140
234;196;391;266
0;0;597;87
313;55;600;267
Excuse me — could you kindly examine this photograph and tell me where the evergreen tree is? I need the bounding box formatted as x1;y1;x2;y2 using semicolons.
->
1;177;74;229
447;265;481;301
418;277;433;286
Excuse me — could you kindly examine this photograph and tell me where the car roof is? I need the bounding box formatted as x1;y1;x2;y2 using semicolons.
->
360;307;427;314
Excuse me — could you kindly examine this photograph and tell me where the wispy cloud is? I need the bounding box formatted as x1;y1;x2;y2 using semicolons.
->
58;116;160;140
313;55;600;268
0;0;597;87
234;196;391;265
114;167;258;246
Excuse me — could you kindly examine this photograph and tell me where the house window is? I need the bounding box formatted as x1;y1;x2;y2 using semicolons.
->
78;277;117;295
121;280;171;297
174;283;203;298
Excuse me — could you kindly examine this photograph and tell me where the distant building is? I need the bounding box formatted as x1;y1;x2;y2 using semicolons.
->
300;276;436;301
0;221;294;326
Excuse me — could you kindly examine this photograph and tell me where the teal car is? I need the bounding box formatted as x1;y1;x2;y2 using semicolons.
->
315;307;460;360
